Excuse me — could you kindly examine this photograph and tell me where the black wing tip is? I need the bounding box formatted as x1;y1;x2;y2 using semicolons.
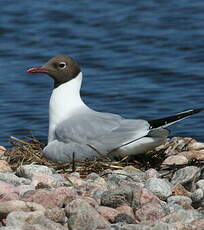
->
186;108;203;114
149;108;203;129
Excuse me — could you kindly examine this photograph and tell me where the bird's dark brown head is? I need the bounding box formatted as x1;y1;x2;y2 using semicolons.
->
27;55;81;88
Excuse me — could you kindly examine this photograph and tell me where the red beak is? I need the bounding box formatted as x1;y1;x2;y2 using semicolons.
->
26;67;49;74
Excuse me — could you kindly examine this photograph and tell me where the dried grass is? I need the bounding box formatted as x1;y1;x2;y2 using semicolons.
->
4;136;132;176
4;136;203;177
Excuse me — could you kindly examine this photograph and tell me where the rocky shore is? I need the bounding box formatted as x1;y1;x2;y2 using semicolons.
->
0;137;204;230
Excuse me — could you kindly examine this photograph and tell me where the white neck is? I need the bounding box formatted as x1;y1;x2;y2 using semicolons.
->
48;72;86;142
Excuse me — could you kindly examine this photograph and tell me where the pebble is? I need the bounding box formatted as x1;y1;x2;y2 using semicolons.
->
116;205;135;220
0;227;23;230
0;181;19;202
113;213;136;224
171;166;200;187
181;150;204;161
44;208;66;224
145;178;172;200
171;184;191;197
135;202;168;222
16;184;35;196
0;200;45;219
190;219;204;230
21;187;77;209
0;137;204;230
144;168;160;179
6;210;66;230
191;188;204;202
187;139;204;150
101;187;132;208
65;198;110;229
0;160;12;173
167;195;193;212
162;155;188;165
0;146;6;157
31;173;64;188
196;179;204;190
162;209;203;224
96;206;119;222
16;165;54;179
0;173;31;186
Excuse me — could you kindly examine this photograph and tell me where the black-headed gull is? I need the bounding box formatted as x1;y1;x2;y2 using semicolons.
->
27;55;202;162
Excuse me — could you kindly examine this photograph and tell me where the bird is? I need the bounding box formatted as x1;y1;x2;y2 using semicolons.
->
27;55;202;163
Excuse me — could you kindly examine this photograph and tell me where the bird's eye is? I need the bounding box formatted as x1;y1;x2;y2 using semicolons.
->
58;62;66;69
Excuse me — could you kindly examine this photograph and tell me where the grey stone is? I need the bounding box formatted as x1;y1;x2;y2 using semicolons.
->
0;227;24;230
171;166;200;187
6;211;66;230
196;179;204;190
109;222;177;230
163;209;203;224
144;168;160;180
167;195;192;212
145;178;172;200
65;198;110;230
86;172;101;181
167;203;184;213
109;223;151;230
45;208;66;224
16;164;54;179
101;187;133;208
167;195;192;205
6;210;44;226
92;188;105;201
0;173;31;186
191;188;204;202
151;222;177;230
16;184;35;196
0;200;45;219
113;213;136;224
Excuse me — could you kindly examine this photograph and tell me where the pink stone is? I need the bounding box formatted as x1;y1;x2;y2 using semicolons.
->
31;173;62;187
180;150;204;161
139;188;162;206
145;168;160;179
0;160;12;172
78;196;98;208
0;146;6;157
22;187;77;208
65;198;110;229
0;181;17;193
0;146;6;151
134;188;167;222
0;181;19;201
135;202;166;222
116;205;135;220
96;206;119;222
0;200;45;219
162;155;188;166
187;139;204;150
190;219;204;228
63;174;87;186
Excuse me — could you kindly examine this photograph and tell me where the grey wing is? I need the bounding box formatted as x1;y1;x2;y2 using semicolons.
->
55;110;151;153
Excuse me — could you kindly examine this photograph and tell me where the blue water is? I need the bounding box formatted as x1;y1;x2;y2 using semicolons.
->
0;0;204;147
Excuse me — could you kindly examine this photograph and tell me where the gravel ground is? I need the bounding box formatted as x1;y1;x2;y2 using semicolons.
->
0;137;204;230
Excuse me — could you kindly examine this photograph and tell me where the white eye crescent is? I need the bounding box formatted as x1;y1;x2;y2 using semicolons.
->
58;62;66;69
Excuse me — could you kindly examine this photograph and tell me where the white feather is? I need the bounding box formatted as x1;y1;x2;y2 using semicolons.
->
48;72;87;142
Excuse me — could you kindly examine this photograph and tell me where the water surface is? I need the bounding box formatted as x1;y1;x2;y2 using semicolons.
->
0;0;204;147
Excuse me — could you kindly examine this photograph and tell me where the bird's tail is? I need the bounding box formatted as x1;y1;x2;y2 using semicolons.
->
148;108;203;129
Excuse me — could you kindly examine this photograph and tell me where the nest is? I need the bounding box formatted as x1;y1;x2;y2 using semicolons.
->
4;136;131;176
4;136;204;177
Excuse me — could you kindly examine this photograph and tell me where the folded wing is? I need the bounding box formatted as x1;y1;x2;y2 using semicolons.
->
55;110;151;153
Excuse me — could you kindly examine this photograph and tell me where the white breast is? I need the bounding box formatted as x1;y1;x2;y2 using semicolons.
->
48;72;87;142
